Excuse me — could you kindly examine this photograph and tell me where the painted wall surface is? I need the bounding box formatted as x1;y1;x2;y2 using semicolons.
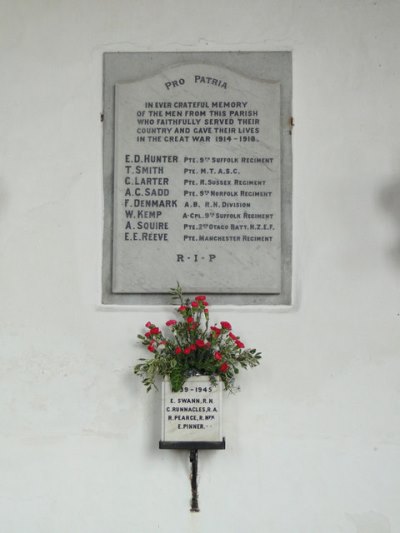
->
1;1;400;532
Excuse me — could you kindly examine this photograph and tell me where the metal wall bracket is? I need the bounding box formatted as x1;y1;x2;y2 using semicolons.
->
159;439;226;512
189;449;199;512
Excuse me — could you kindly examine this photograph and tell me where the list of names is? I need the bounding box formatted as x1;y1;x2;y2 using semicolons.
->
112;64;281;294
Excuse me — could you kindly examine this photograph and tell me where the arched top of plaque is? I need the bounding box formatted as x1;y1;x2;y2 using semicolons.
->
115;63;280;149
103;52;292;305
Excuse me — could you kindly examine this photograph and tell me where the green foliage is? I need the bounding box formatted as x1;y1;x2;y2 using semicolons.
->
170;364;185;393
134;285;262;393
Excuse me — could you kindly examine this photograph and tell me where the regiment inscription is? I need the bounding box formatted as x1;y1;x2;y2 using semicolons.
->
113;64;281;294
103;52;292;304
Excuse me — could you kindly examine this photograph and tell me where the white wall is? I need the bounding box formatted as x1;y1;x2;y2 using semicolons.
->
1;1;400;531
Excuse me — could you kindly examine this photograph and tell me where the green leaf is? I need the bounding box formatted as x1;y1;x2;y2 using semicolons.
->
170;365;185;392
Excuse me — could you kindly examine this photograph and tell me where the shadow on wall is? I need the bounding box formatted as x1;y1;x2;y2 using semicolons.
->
380;176;400;268
347;511;391;532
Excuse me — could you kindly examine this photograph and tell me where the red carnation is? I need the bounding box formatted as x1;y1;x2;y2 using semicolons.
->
220;321;232;330
195;295;206;301
219;362;229;373
145;321;152;328
184;347;191;355
147;345;156;353
145;331;152;338
178;305;186;312
210;326;221;336
166;319;177;326
229;332;237;340
235;340;245;349
150;327;160;335
175;347;182;355
191;301;199;308
195;339;205;348
190;344;196;351
214;351;222;361
187;316;194;324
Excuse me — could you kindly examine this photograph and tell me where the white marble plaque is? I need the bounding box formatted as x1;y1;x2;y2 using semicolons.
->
112;63;281;294
161;376;223;443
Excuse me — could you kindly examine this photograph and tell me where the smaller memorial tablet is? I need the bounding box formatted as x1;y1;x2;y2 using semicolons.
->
161;376;223;444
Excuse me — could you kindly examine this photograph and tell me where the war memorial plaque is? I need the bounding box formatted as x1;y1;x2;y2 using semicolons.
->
161;376;223;443
103;53;292;304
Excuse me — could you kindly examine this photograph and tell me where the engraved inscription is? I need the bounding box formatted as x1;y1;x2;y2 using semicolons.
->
112;64;281;294
162;377;223;442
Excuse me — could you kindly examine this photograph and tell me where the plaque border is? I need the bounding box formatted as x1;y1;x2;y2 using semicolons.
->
102;51;292;305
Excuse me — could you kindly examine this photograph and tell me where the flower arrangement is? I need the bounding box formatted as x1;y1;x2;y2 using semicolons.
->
134;284;261;393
